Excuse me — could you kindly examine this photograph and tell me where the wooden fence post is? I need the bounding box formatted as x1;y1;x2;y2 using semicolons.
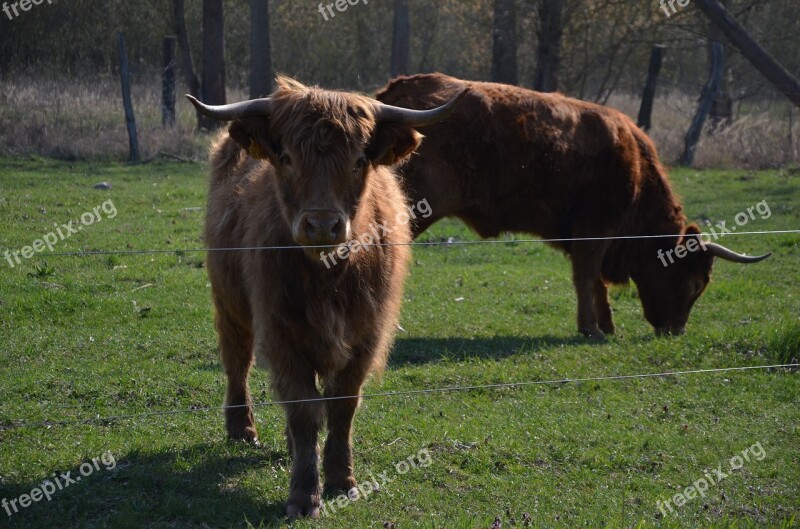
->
117;32;140;163
681;41;724;167
162;36;177;128
637;45;665;132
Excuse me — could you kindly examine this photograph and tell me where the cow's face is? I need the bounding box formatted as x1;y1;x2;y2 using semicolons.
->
229;116;422;260
633;225;714;335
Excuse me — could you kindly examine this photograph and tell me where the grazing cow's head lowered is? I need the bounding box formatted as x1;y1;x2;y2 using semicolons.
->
634;224;770;336
188;77;467;258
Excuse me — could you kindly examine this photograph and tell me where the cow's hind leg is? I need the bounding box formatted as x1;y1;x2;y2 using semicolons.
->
216;307;258;443
322;364;370;498
570;239;609;339
594;280;615;335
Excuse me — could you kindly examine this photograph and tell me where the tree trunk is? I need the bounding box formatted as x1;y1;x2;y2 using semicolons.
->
249;0;273;98
173;0;201;127
637;45;666;132
162;36;178;128
390;0;410;78
202;0;226;130
694;0;800;109
491;0;517;85
533;0;564;93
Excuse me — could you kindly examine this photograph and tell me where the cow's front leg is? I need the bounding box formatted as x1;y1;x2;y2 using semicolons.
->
215;307;258;443
570;240;608;339
594;279;615;335
274;370;324;519
322;364;370;498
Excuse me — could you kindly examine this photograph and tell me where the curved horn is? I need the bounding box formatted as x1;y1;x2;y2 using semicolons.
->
186;95;271;121
375;88;470;127
704;242;772;263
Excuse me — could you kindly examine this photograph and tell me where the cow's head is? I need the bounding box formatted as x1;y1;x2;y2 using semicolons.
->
188;77;467;258
633;224;770;336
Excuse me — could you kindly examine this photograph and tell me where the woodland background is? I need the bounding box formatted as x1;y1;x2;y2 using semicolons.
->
0;0;798;167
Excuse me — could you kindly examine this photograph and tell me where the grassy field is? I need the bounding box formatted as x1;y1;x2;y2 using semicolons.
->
0;157;797;529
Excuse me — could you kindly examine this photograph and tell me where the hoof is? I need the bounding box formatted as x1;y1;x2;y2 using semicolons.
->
323;483;360;500
286;503;320;519
286;491;321;519
227;426;260;446
579;327;607;341
599;322;616;335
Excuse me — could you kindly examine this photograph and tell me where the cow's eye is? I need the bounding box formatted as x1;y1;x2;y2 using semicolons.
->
279;153;292;166
353;157;367;174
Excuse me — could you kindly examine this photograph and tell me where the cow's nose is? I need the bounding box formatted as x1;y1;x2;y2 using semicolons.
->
301;212;343;244
655;326;686;337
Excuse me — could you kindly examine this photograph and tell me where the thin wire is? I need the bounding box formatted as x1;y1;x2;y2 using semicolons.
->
26;229;800;258
3;363;796;432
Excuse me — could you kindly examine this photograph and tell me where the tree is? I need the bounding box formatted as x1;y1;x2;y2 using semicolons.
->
694;0;800;109
202;0;226;129
173;0;202;127
491;0;517;85
249;0;273;98
533;0;564;93
390;0;410;78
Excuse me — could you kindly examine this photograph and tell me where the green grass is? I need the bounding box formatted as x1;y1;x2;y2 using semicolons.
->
0;158;797;529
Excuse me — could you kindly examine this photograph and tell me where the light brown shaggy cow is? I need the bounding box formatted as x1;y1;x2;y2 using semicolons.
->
377;73;770;339
187;77;465;519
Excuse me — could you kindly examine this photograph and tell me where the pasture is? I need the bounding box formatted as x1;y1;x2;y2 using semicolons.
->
0;157;797;528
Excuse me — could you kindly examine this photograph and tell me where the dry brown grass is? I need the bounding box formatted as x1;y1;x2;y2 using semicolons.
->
0;76;250;162
1;76;797;168
607;92;799;169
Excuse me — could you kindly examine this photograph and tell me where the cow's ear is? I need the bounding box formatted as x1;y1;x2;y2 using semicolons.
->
366;124;424;166
228;118;280;162
680;223;704;245
684;223;702;236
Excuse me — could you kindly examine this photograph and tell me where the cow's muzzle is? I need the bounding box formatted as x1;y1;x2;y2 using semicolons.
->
655;326;686;337
294;210;347;247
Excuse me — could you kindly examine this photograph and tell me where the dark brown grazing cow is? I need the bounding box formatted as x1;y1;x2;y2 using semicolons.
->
188;76;466;518
377;73;770;338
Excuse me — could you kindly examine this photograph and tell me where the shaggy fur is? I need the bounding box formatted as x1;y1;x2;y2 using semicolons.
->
205;77;416;518
377;73;718;337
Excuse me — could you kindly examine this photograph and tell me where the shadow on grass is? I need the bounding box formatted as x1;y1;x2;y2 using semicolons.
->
191;335;620;373
194;333;661;372
389;334;613;366
1;443;289;528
